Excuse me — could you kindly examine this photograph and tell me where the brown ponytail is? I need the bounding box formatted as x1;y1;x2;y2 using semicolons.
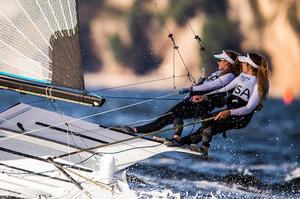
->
249;53;270;106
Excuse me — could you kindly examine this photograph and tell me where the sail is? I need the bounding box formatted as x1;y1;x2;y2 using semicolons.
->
0;0;104;107
0;0;83;89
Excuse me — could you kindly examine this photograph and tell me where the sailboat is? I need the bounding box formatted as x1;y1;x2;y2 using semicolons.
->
0;1;203;198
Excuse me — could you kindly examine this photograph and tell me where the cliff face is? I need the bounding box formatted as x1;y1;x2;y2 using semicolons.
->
228;0;300;98
81;0;300;98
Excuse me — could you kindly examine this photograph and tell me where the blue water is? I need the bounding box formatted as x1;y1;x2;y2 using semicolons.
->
0;89;299;198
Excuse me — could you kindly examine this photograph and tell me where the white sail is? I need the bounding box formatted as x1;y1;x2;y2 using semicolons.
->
0;0;82;88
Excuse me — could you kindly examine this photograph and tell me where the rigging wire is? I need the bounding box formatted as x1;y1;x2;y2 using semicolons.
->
153;3;211;137
127;112;173;126
63;167;115;193
54;116;215;159
95;95;184;101
172;43;176;89
0;92;178;143
73;142;163;167
49;100;101;165
180;9;211;78
153;1;196;84
49;100;82;162
88;75;187;92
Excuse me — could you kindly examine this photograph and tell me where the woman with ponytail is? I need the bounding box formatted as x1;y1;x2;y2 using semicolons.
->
112;50;241;139
167;53;270;159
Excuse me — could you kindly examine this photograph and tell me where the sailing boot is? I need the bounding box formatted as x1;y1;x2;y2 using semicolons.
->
109;126;136;135
164;138;184;147
172;118;183;141
189;144;208;160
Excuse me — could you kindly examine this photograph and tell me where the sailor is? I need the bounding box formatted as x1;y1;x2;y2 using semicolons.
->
167;53;270;159
115;50;241;139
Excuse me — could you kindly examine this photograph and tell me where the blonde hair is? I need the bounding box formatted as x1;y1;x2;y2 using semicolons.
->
249;53;270;106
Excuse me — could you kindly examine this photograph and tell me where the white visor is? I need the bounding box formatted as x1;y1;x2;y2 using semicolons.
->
238;54;260;69
213;51;235;64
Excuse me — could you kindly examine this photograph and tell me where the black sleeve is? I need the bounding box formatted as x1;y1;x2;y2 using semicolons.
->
206;87;235;98
190;90;210;96
206;92;227;99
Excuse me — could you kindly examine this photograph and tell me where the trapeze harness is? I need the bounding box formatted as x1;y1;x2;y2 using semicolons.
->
180;72;260;148
135;70;236;134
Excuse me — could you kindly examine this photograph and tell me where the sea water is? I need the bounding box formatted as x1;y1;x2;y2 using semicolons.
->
0;89;299;198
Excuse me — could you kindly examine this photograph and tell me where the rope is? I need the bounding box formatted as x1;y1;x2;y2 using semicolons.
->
128;112;173;125
153;2;196;84
88;75;187;92
94;95;183;101
53;116;215;159
180;9;212;78
0;162;71;183
73;142;163;166
0;92;178;143
173;45;176;90
49;100;90;164
63;167;115;193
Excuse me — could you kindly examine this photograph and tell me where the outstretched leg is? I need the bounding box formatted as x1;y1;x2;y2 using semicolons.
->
172;117;184;140
135;98;199;133
200;126;213;149
179;126;206;144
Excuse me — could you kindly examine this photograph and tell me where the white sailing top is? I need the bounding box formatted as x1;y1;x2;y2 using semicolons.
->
207;73;259;116
192;71;235;93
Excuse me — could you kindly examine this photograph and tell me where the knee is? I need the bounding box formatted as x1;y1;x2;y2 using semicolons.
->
201;126;212;137
201;127;212;143
173;118;183;125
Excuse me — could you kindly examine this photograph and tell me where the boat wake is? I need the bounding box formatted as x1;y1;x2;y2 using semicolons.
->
126;152;300;199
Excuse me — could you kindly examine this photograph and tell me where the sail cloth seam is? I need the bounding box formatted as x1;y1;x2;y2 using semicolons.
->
67;0;75;35
35;0;57;40
47;0;63;36
0;92;178;143
0;10;51;62
16;0;52;51
59;0;70;36
0;39;52;74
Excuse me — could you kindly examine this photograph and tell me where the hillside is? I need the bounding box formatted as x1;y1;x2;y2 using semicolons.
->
78;0;300;98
